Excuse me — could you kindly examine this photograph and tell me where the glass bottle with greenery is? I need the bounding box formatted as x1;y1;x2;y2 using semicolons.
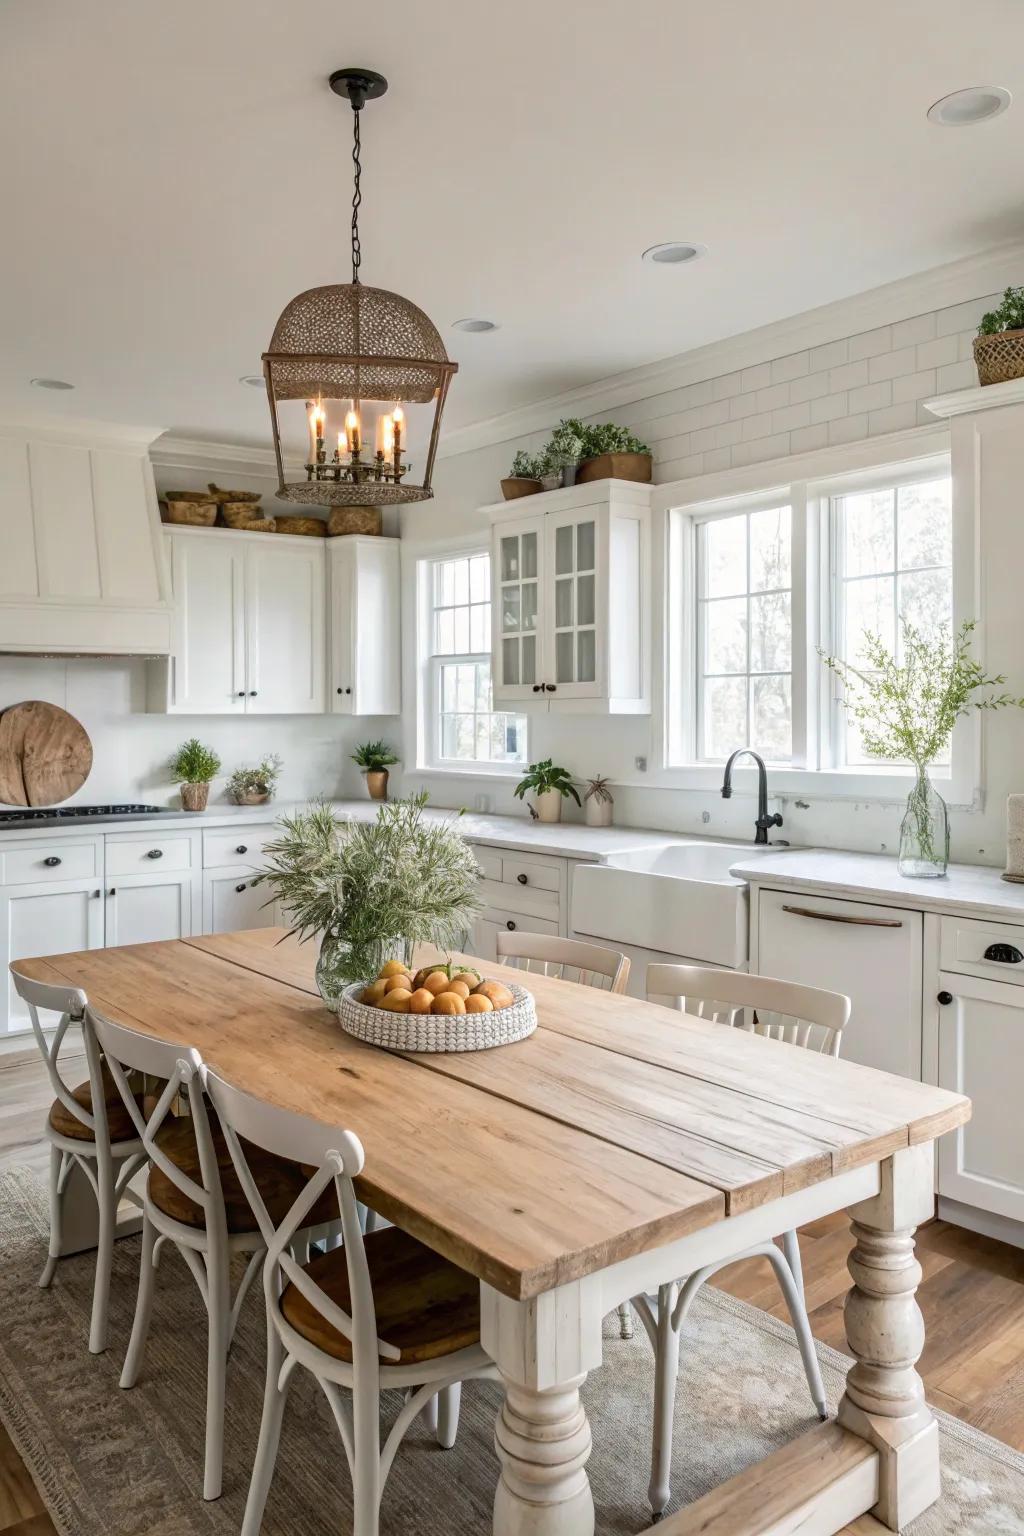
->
821;621;1024;877
252;794;483;1001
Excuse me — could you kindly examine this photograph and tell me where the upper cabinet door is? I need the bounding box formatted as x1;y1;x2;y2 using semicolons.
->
245;539;325;714
492;515;546;705
328;537;401;716
544;509;604;702
169;533;246;713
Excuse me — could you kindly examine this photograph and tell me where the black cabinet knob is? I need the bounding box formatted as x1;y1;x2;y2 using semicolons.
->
545;683;556;692
983;942;1023;964
107;887;116;897
235;883;247;893
249;690;257;697
91;889;101;898
337;687;343;694
532;684;542;693
517;872;528;885
43;856;61;867
345;687;352;695
236;845;248;855
937;990;954;1006
505;920;516;931
237;691;245;698
146;848;163;859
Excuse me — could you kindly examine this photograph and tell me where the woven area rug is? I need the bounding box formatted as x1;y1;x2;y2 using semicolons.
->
1;1168;1022;1535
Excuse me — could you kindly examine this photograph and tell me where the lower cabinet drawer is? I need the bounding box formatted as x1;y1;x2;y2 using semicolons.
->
203;826;275;869
477;877;559;922
105;835;192;875
3;841;101;885
501;856;561;894
485;908;559;938
939;914;1024;986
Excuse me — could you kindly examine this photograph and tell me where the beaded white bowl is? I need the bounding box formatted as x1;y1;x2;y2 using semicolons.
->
336;979;537;1053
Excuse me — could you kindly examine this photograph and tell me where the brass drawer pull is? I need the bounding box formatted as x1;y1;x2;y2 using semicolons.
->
781;904;903;928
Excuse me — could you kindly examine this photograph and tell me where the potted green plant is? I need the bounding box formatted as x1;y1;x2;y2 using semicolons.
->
226;754;282;806
169;738;221;812
820;620;1024;877
253;794;483;1001
583;774;614;828
351;739;399;801
557;417;652;485
539;423;584;489
500;449;544;501
974;286;1024;385
513;759;582;824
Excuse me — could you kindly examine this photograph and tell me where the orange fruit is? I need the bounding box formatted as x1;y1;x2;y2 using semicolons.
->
422;971;453;996
379;988;412;1012
379;959;410;979
361;978;389;1005
383;973;413;994
448;979;471;999
473;980;514;1010
407;987;434;1014
431;991;466;1015
464;993;493;1013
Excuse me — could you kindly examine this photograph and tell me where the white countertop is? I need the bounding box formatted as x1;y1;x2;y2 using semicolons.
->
729;847;1024;923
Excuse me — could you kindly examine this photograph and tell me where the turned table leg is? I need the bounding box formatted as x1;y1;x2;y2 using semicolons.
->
838;1144;940;1531
482;1278;602;1536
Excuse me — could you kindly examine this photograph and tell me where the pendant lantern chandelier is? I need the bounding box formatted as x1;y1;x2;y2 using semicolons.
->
262;69;458;506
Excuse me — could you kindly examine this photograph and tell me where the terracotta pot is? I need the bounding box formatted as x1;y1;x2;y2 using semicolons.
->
180;782;210;812
535;788;563;824
500;477;542;501
576;451;653;485
585;795;613;828
366;769;389;801
233;789;270;806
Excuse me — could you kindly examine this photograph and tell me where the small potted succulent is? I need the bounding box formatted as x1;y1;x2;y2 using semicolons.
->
500;450;544;501
513;758;581;824
170;738;221;812
583;774;614;828
974;287;1024;385
226;753;282;806
352;739;399;801
558;418;652;485
539;422;584;489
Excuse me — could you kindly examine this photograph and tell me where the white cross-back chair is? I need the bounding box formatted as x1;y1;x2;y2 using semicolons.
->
12;972;146;1355
204;1065;499;1536
636;963;851;1518
86;1007;341;1502
495;929;630;994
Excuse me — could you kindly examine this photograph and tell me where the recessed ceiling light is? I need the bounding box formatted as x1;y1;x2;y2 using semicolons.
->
239;374;264;387
927;85;1011;126
30;377;74;390
451;317;499;333
642;242;708;266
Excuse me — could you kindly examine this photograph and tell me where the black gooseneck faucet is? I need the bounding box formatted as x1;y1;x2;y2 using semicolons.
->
721;748;783;845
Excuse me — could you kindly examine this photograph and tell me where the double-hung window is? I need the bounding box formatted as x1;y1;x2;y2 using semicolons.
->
425;551;527;770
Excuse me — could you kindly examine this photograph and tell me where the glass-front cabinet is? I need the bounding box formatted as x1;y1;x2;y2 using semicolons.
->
489;480;651;714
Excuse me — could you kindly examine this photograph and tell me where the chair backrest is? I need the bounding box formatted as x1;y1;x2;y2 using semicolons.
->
646;963;850;1057
85;1006;229;1239
495;931;630;994
11;970;101;1134
204;1066;396;1377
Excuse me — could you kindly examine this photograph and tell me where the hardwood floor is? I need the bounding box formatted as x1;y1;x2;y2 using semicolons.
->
0;1052;1021;1534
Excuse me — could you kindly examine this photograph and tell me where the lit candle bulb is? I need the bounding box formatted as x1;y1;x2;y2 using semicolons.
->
377;412;394;455
392;404;404;452
337;430;345;456
345;408;361;454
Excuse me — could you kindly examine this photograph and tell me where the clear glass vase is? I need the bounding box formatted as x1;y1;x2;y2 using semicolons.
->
314;932;413;1004
898;767;949;878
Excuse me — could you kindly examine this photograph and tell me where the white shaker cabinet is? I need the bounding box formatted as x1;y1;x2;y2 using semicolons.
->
202;869;276;934
164;532;246;712
0;835;106;1035
327;536;401;715
755;888;923;1079
487;480;651;714
102;875;193;947
245;537;325;713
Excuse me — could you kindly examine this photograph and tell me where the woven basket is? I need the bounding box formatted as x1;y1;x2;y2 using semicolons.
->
576;452;653;485
973;330;1024;386
206;483;262;504
222;502;273;530
274;515;327;537
165;500;217;526
336;979;537;1053
327;505;383;537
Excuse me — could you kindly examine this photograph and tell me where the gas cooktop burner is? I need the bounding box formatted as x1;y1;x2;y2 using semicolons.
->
0;803;174;827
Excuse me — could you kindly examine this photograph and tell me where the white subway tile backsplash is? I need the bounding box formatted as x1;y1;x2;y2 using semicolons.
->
702;446;732;473
916;335;959;370
809;338;849;372
868;345;918;383
770;351;810;384
828;413;868;446
713;420;743;449
712;370;744;400
892;369;936;404
868;401;919;436
731;433;790;467
848;326;892;361
755;382;791;413
810;391;848;424
789;371;830;404
771;401;812;433
790;423;829;454
935;359;977;392
828;359;870;392
891;313;936;349
740;410;775;441
848;380;892;414
935;294;999;336
729;393;760;420
740;362;772;392
696;399;731;429
958;331;977;363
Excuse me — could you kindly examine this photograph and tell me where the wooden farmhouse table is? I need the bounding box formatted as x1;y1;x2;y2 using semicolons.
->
14;928;970;1536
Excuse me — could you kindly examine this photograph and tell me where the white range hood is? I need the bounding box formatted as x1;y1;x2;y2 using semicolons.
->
0;418;172;657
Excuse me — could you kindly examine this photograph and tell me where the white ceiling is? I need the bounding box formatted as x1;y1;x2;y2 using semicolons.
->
1;0;1022;450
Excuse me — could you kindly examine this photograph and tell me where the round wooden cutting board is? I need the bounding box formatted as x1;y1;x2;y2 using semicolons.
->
0;701;93;807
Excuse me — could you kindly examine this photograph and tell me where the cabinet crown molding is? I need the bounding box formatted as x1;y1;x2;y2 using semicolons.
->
924;376;1024;419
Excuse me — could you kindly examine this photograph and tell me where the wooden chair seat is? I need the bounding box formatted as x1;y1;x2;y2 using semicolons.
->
148;1108;339;1234
280;1226;481;1365
48;1062;147;1144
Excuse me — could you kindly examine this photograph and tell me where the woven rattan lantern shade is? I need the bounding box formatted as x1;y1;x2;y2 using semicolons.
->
261;69;458;507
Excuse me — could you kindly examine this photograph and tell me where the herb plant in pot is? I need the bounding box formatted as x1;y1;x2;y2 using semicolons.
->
558;418;652;485
170;738;221;812
974;286;1024;385
821;620;1024;877
500;450;543;501
539;423;584;489
513;759;581;824
583;775;614;828
351;740;399;801
226;754;282;806
253;795;483;1003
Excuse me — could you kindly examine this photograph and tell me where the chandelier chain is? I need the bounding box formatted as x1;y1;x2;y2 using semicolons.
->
351;105;362;285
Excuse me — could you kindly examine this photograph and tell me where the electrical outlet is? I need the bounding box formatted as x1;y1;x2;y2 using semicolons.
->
634;755;647;773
